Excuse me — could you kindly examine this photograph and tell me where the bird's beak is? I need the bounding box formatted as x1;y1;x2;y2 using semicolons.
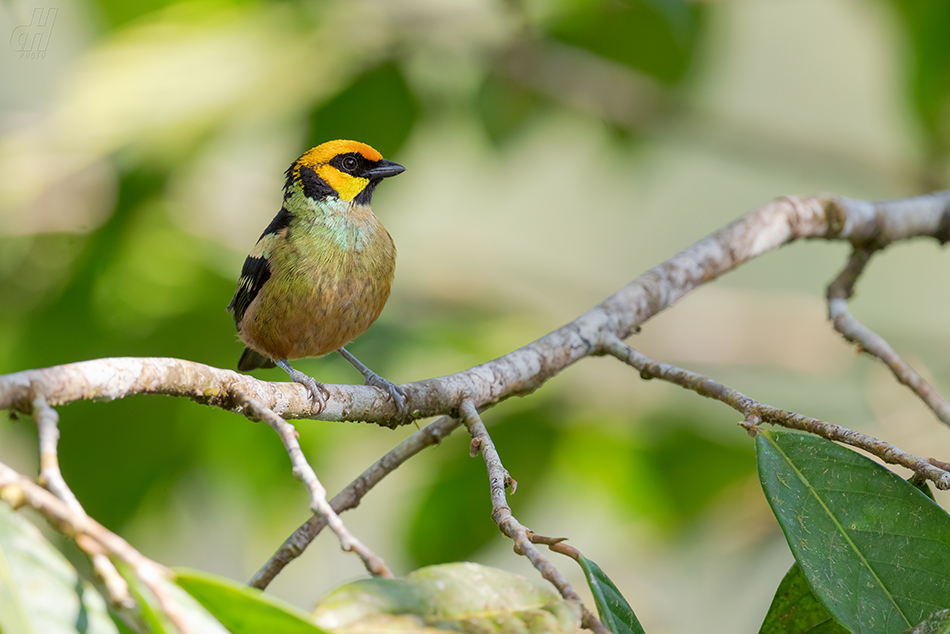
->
365;160;405;180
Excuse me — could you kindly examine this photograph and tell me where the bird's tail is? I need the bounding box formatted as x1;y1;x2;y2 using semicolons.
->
238;347;277;372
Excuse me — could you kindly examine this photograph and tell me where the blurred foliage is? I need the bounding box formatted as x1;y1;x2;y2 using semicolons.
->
475;72;551;147
889;0;950;148
307;62;421;159
560;406;756;535
544;0;702;85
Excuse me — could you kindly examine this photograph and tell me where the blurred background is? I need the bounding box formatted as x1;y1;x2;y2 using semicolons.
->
2;0;950;631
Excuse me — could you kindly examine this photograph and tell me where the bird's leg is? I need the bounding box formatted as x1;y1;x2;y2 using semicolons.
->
337;347;408;409
275;360;329;411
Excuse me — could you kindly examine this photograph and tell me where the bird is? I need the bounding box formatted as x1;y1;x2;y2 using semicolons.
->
228;139;407;411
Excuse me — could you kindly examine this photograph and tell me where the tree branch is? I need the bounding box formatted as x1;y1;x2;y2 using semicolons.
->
2;192;948;427
249;415;462;589
601;335;950;489
31;395;133;608
3;190;950;606
459;400;609;634
827;249;950;427
232;390;392;578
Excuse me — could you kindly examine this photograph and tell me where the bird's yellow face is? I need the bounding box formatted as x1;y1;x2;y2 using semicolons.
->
290;140;404;203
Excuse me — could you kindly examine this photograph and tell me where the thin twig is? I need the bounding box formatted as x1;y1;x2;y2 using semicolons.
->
0;461;190;633
32;396;132;608
459;400;609;634
827;249;950;427
249;415;462;589
602;335;950;489
233;390;392;578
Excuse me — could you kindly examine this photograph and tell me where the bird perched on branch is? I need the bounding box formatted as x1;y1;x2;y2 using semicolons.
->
228;139;407;410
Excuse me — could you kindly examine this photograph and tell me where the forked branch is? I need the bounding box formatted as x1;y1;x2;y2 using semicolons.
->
459;400;609;634
827;249;950;426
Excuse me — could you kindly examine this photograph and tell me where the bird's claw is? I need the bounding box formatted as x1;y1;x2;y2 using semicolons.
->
294;375;330;412
276;359;330;412
364;373;408;412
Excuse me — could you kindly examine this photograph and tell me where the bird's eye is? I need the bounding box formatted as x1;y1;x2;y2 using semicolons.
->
342;156;359;172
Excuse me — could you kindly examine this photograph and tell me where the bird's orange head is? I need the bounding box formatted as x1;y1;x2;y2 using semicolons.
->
287;140;405;205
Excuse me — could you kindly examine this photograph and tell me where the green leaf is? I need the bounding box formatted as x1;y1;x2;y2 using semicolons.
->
635;416;755;531
0;502;119;634
756;430;950;634
758;563;849;634
175;568;330;634
122;563;173;634
887;0;950;155
475;72;550;147
908;609;950;634
543;0;702;85
117;561;231;634
578;555;645;634
311;562;582;633
306;62;420;158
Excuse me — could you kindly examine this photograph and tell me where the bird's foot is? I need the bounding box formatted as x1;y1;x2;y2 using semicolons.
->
276;360;329;412
337;347;408;413
363;371;408;411
295;375;330;411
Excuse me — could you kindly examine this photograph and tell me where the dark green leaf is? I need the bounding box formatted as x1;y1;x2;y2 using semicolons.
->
759;563;849;633
307;62;420;158
175;569;330;634
0;502;118;634
756;430;950;634
888;0;950;155
475;72;550;147
544;0;702;85
632;413;755;532
311;562;582;633
578;555;645;634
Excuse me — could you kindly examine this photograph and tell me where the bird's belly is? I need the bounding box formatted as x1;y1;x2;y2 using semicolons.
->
239;264;392;361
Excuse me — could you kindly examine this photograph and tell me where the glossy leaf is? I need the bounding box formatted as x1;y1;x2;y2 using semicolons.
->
176;569;330;634
0;502;118;634
758;563;849;634
579;555;645;634
312;562;582;633
756;430;950;634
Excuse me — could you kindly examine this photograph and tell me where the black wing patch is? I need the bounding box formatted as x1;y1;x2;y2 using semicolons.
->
228;207;292;326
228;254;271;327
259;205;292;239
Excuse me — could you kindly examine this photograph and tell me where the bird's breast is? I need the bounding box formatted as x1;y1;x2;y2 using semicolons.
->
237;205;397;361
